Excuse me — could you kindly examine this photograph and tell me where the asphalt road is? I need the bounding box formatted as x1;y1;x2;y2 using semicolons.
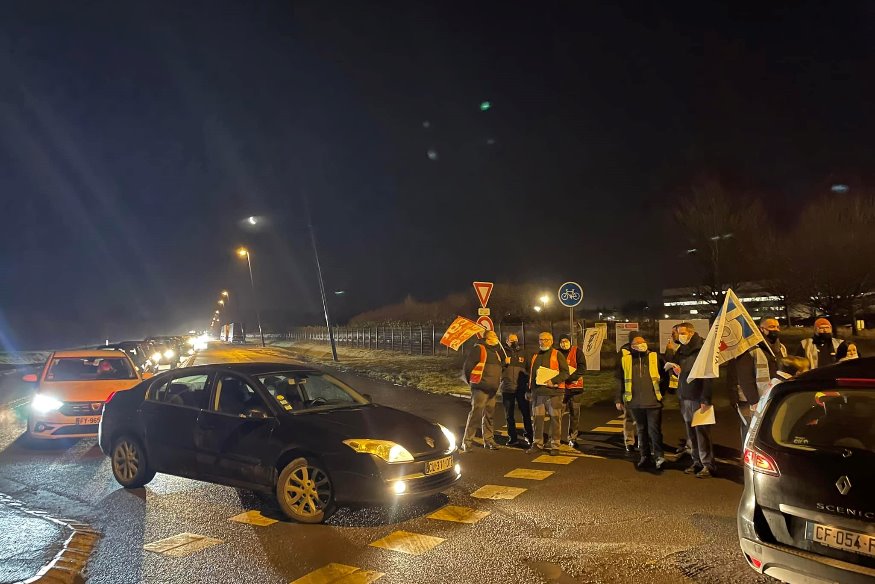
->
0;345;769;584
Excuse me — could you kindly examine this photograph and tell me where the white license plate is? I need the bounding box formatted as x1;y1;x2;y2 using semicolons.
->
425;456;453;475
807;522;875;558
75;416;101;425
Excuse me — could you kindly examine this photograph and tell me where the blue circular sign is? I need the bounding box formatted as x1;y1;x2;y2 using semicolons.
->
558;281;583;307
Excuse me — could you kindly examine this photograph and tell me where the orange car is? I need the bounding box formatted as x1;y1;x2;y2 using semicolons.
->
24;349;151;440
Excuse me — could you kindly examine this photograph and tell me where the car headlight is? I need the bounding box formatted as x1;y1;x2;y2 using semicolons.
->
163;349;175;359
152;352;162;362
32;394;63;413
342;439;414;463
438;424;456;453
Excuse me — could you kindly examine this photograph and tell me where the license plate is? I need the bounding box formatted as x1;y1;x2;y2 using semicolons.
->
425;456;453;475
807;522;875;558
75;416;101;425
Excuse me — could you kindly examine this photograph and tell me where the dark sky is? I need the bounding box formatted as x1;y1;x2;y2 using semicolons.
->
2;1;874;349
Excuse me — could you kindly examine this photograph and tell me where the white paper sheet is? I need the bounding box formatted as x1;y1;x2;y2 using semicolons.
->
535;366;560;386
691;405;716;427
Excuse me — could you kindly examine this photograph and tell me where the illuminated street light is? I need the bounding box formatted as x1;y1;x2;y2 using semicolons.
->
218;299;224;306
247;216;257;225
539;295;550;305
533;306;542;313
235;247;265;347
221;290;229;297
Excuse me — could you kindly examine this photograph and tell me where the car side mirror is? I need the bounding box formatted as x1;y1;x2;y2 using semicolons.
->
142;371;154;380
22;373;38;383
245;407;270;419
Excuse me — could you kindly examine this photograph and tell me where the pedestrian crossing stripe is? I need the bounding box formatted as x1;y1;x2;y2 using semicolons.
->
290;563;384;583
369;531;445;555
470;484;528;499
504;468;554;480
589;426;624;433
606;419;624;425
531;455;576;465
144;532;223;557
229;510;278;526
427;505;490;524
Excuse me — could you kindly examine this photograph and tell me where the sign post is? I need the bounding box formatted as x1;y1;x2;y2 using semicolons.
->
558;281;583;343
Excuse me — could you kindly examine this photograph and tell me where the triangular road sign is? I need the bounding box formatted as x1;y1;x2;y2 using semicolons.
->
472;281;494;307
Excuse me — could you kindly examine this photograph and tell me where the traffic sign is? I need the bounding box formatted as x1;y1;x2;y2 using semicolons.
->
558;281;583;308
476;316;494;331
478;307;491;316
472;281;494;307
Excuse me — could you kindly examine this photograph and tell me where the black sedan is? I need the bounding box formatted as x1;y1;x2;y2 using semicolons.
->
98;363;461;523
738;357;875;583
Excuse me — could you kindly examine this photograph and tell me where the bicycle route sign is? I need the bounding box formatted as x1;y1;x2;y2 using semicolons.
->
557;281;583;308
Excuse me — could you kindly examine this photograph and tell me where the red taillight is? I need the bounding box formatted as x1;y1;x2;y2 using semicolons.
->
105;391;117;404
22;373;38;383
747;555;763;569
743;448;780;476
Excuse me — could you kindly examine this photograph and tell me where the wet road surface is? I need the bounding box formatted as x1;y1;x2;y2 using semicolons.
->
0;344;769;583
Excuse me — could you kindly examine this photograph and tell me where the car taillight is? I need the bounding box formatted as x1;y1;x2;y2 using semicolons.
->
743;448;780;476
746;554;763;569
105;391;117;404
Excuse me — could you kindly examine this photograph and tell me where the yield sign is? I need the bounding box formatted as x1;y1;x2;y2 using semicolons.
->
472;281;494;308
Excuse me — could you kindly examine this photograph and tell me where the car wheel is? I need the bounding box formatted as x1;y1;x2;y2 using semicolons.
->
111;435;155;488
276;457;335;523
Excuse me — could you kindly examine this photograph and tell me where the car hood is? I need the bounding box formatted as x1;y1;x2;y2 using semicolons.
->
289;404;451;457
37;379;141;402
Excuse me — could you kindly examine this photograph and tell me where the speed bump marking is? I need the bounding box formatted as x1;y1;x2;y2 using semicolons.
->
470;485;527;500
229;510;278;527
590;426;624;433
369;530;445;555
291;563;384;583
427;505;490;524
504;468;554;480
144;532;223;557
532;455;576;465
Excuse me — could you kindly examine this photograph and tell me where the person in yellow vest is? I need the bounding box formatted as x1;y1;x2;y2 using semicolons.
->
526;332;569;456
460;330;505;452
557;334;585;445
615;335;669;469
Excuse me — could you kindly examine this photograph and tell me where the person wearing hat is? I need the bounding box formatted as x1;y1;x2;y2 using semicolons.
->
460;330;505;452
557;333;585;445
500;333;533;447
796;318;848;369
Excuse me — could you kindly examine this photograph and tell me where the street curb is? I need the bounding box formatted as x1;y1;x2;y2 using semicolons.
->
0;493;100;584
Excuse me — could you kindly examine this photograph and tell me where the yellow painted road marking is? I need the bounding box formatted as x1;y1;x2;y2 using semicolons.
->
369;531;445;555
532;455;576;465
427;505;490;524
470;485;527;499
590;426;624;433
144;532;223;557
504;468;554;480
291;563;384;584
576;453;607;459
229;510;278;526
606;419;624;425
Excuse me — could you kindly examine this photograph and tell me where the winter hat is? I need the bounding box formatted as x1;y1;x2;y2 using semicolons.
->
559;334;572;343
814;318;831;329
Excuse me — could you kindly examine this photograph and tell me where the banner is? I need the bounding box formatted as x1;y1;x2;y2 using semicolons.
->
440;316;486;351
688;289;766;380
658;319;709;352
582;327;606;370
615;322;640;351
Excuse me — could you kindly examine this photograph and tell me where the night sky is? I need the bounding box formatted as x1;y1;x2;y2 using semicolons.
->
2;2;874;349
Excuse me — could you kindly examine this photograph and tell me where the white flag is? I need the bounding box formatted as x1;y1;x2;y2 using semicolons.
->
688;288;766;381
582;327;606;370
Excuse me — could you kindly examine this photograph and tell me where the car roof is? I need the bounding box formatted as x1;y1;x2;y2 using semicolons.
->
52;349;129;358
793;356;875;383
167;362;320;376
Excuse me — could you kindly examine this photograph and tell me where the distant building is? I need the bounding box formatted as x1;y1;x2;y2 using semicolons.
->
662;283;790;321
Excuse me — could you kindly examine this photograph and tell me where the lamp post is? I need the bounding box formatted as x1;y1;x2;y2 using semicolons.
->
236;247;265;347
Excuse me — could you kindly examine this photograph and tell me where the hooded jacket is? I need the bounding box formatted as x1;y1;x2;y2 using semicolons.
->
557;334;585;395
672;333;713;404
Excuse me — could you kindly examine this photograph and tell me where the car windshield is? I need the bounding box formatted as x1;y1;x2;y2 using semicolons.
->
766;388;875;454
46;357;137;381
257;371;368;411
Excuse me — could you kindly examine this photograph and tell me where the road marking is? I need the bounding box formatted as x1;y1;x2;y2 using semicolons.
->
589;426;624;433
369;530;445;555
229;510;278;526
144;532;223;557
504;468;554;480
470;485;527;500
606;419;624;425
291;563;384;584
531;455;576;465
427;505;490;524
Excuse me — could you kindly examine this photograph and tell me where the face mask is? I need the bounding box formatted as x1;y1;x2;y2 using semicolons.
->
815;332;832;342
632;343;648;352
678;334;691;345
765;331;780;343
508;342;518;349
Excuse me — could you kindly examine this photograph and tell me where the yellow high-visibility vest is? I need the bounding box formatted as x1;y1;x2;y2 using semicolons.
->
621;349;662;404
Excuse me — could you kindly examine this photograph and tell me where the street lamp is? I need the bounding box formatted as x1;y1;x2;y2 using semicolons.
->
236;247;265;347
218;299;224;306
533;305;542;313
539;295;550;305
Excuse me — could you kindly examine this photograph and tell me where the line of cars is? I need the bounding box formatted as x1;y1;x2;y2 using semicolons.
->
99;336;202;375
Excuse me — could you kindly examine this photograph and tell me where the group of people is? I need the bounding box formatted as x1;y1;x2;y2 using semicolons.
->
459;317;861;477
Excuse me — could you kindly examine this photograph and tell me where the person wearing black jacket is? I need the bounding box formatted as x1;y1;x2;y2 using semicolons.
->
666;323;715;478
461;331;505;452
500;334;532;447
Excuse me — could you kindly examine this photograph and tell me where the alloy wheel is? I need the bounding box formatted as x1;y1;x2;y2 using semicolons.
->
113;440;139;482
284;466;331;517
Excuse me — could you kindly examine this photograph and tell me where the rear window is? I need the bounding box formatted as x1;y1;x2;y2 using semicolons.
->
46;357;136;381
765;389;875;454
